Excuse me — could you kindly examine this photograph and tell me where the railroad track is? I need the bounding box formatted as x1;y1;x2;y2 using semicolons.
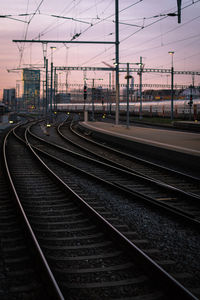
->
3;123;199;299
70;122;200;197
70;122;200;220
30;120;200;226
0;126;59;300
26;120;200;298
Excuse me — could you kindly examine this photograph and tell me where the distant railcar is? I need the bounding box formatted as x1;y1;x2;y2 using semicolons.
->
56;99;200;120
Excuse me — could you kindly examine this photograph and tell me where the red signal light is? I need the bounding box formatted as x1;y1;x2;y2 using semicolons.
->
84;85;87;100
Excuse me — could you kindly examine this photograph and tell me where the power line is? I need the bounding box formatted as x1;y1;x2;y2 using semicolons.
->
119;15;200;60
28;0;44;24
120;0;200;44
51;15;92;25
0;14;31;23
63;0;143;42
17;0;45;67
81;1;198;66
33;0;83;40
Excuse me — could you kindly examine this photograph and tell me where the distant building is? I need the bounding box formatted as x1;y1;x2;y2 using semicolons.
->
55;93;71;104
180;86;200;99
23;69;40;108
3;88;16;108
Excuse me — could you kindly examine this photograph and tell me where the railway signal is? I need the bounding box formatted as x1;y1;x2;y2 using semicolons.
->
188;95;193;107
83;85;87;100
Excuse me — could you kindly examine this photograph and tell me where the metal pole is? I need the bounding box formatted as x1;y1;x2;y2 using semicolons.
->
130;77;134;102
108;73;111;115
92;79;94;121
45;59;48;122
189;85;193;121
54;67;57;111
168;51;174;120
115;0;119;125
84;80;86;112
139;56;143;119
50;62;53;122
171;66;174;120
43;80;45;115
109;73;111;90
126;63;130;129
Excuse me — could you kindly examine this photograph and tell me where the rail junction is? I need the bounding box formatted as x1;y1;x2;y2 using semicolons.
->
0;113;200;299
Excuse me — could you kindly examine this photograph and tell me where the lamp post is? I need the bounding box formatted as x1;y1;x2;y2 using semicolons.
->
50;47;56;64
168;51;174;120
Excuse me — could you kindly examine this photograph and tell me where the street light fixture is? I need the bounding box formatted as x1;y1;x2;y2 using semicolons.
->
50;47;56;63
168;51;174;66
168;51;175;120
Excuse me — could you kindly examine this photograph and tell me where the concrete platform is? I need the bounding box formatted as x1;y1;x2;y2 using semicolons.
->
80;121;200;157
79;121;200;177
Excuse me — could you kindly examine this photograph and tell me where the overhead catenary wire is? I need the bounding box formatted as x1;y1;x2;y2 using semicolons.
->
18;0;45;67
120;14;200;59
33;0;83;40
121;0;200;43
14;0;144;68
81;0;200;67
6;0;200;86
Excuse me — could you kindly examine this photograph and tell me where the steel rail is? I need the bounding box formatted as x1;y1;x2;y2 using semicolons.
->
32;122;200;201
68;121;200;193
70;122;200;185
27;128;200;230
27;123;200;227
3;126;65;300
24;124;198;300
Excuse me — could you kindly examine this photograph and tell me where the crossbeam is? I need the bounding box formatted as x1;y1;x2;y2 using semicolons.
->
56;66;114;71
59;82;197;89
13;39;116;45
8;66;200;76
56;66;200;76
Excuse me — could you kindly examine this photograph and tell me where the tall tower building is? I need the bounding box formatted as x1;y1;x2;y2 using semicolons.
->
23;69;40;108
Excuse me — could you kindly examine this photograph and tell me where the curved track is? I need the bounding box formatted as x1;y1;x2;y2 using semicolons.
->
28;120;200;298
0;125;63;299
2;121;199;299
29;121;200;226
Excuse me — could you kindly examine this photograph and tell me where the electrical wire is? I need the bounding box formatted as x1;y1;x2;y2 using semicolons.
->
18;0;30;67
11;0;200;77
33;0;83;40
18;0;45;67
82;1;200;66
73;0;144;39
121;0;200;44
119;14;200;60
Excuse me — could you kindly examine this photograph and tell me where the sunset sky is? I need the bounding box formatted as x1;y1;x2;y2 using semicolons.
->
1;0;200;99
